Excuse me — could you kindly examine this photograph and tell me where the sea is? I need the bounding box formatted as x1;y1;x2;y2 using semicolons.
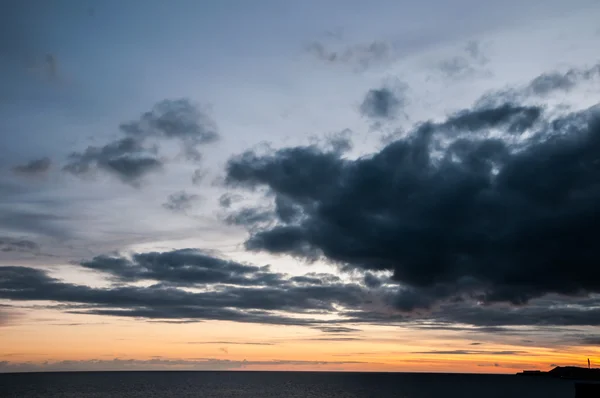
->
0;371;576;397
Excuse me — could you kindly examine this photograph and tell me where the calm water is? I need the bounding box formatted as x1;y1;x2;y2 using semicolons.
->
0;371;576;398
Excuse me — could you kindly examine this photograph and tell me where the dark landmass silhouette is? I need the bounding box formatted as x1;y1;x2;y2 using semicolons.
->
517;366;600;381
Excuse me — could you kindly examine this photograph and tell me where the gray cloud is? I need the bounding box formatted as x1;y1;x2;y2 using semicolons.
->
526;64;600;96
360;87;407;120
64;99;218;186
0;208;71;239
119;99;218;147
224;207;274;227
79;248;283;287
12;157;52;176
314;326;360;333
162;191;200;213
0;264;367;326
437;41;490;79
477;63;600;107
192;168;207;185
63;137;163;186
0;237;39;254
307;40;393;70
218;193;243;209
578;336;600;345
224;98;600;311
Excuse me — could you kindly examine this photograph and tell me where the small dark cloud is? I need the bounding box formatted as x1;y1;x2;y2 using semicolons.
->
441;103;542;134
360;87;407;120
224;207;274;227
12;157;52;176
218;193;243;209
470;342;483;346
119;99;219;146
162;191;200;213
526;64;600;96
65;99;218;186
0;236;39;254
63;137;163;186
314;326;360;333
478;363;501;367
306;40;393;70
477;63;600;106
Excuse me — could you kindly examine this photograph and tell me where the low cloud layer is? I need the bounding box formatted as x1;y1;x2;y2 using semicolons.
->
0;237;39;254
0;357;367;372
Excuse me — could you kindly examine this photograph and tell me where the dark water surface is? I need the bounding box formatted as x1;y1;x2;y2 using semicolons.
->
0;371;576;397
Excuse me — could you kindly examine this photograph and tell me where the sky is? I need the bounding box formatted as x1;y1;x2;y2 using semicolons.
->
1;0;600;373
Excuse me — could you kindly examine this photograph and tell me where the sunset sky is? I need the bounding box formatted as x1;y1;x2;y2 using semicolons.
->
1;0;600;373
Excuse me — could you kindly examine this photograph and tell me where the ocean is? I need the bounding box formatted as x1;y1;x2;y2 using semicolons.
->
0;371;576;397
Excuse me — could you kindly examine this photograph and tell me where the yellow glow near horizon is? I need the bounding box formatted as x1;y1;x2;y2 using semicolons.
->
2;307;599;373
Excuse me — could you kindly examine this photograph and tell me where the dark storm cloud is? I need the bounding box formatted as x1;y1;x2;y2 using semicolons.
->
63;137;163;186
360;87;406;120
12;157;52;176
162;191;200;212
0;237;39;253
225;99;600;310
64;99;218;186
0;264;368;325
